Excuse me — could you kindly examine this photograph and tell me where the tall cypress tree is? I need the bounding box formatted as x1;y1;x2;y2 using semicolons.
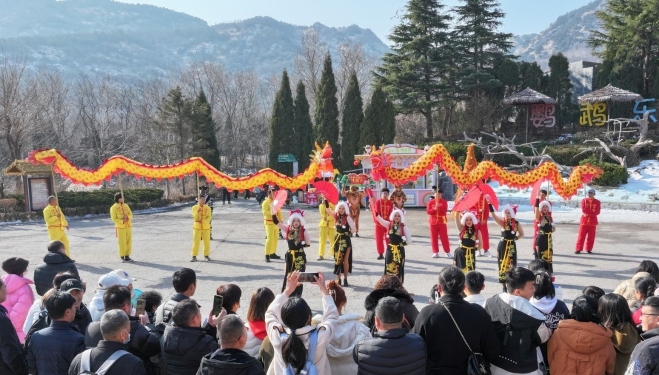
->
293;81;314;173
547;53;575;130
192;90;221;170
269;70;295;175
360;86;386;147
454;0;513;97
315;53;340;150
381;97;396;144
338;73;363;172
158;86;193;194
374;0;454;140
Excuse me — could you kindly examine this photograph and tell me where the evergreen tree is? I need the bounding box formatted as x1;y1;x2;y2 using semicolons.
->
269;70;295;175
519;62;546;92
381;97;397;144
157;86;193;194
293;81;314;173
374;0;454;139
192;90;221;170
589;0;659;97
547;53;576;129
361;86;386;147
315;53;340;148
338;73;363;172
454;0;513;97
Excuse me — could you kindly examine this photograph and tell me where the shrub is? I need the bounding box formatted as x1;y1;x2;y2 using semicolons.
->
7;194;25;207
579;158;629;187
58;188;164;209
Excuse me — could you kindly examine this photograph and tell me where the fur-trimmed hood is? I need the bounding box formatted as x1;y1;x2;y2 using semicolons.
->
389;209;405;224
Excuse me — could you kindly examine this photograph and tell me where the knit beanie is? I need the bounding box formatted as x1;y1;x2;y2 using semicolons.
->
2;257;29;275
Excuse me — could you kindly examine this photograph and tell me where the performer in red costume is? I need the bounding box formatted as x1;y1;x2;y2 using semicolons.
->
427;186;451;259
371;188;394;260
470;191;493;258
575;188;601;254
533;189;552;254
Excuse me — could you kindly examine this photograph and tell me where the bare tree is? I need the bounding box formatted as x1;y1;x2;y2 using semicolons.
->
293;29;326;115
335;41;377;110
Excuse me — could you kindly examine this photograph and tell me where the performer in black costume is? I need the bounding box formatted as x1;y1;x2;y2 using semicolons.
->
534;200;555;273
454;211;482;273
376;209;412;283
327;201;356;286
489;201;524;291
273;209;310;297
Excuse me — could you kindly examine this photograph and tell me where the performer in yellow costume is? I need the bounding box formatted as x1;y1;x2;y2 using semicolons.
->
317;196;336;261
262;187;282;262
43;196;70;257
191;195;212;262
110;192;134;262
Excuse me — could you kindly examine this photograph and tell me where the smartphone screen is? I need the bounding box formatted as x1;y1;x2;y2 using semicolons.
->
299;272;319;283
135;298;146;316
212;295;224;316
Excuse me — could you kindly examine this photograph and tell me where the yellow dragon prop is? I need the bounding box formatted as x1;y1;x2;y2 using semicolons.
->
27;143;334;191
366;144;603;200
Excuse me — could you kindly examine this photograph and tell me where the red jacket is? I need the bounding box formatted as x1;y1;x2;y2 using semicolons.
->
427;198;448;225
580;197;601;226
470;195;490;222
374;199;393;227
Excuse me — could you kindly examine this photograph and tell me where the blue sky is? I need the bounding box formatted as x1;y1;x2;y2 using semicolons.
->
119;0;596;42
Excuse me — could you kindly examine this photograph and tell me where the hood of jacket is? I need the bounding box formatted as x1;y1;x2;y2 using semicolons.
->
486;294;546;329
612;321;640;354
163;325;211;356
497;293;547;321
530;296;558;314
200;349;260;371
42;252;74;265
364;289;414;311
89;290;105;318
1;274;33;294
641;327;659;341
555;319;613;354
311;313;370;358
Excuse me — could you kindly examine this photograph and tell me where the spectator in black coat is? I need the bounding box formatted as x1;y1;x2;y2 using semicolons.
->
85;286;159;373
155;268;197;326
162;299;218;375
69;309;146;375
33;241;79;296
59;278;93;338
197;315;265;375
354;296;426;375
412;266;501;375
27;290;85;375
364;275;419;333
0;278;28;375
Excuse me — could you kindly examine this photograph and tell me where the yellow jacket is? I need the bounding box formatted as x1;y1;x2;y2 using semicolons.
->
262;198;283;225
43;205;68;229
319;202;336;228
110;203;133;228
192;204;212;230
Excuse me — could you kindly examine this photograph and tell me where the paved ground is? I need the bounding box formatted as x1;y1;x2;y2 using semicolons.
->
2;199;658;319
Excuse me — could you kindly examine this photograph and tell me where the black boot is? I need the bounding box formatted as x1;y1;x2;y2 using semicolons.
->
265;255;270;263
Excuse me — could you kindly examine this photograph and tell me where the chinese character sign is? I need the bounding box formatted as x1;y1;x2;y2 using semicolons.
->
580;102;607;127
530;104;556;128
633;98;657;123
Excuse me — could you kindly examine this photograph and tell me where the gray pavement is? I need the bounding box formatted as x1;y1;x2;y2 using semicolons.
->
1;199;657;319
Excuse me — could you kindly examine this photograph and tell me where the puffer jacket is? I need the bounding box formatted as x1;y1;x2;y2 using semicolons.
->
614;272;652;308
88;289;105;322
197;348;265;375
0;305;27;375
1;273;35;343
312;312;371;375
611;321;640;375
33;252;78;296
161;325;218;375
364;289;419;333
244;321;266;357
547;319;616;375
27;320;85;375
353;328;426;375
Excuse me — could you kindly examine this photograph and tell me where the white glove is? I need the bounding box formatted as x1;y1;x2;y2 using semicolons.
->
301;241;305;245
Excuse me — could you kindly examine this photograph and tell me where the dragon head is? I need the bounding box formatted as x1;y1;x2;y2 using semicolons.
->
369;145;392;181
312;142;335;178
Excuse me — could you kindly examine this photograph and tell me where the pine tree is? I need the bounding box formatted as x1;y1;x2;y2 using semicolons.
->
269;70;295;175
158;86;193;194
315;53;340;148
374;0;454;139
338;73;364;172
293;81;314;173
454;0;513;95
361;86;386;147
381;97;396;144
547;53;576;129
192;90;221;170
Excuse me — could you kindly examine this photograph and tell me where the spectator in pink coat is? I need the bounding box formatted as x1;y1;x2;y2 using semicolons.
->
1;257;34;343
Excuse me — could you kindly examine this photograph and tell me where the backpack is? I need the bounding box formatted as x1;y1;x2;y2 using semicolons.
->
79;349;129;375
281;329;319;375
24;309;51;354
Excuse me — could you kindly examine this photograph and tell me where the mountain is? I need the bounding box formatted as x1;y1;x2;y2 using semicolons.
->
0;0;389;79
512;0;605;70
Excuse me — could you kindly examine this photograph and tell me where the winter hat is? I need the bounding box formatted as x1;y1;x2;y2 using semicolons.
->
112;269;136;284
460;212;479;226
287;209;306;227
335;201;350;214
588;188;596;195
501;205;516;219
389;209;405;224
2;257;29;276
98;272;132;289
539;201;552;212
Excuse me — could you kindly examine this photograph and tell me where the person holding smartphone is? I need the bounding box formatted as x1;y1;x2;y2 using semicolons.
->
272;209;310;297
